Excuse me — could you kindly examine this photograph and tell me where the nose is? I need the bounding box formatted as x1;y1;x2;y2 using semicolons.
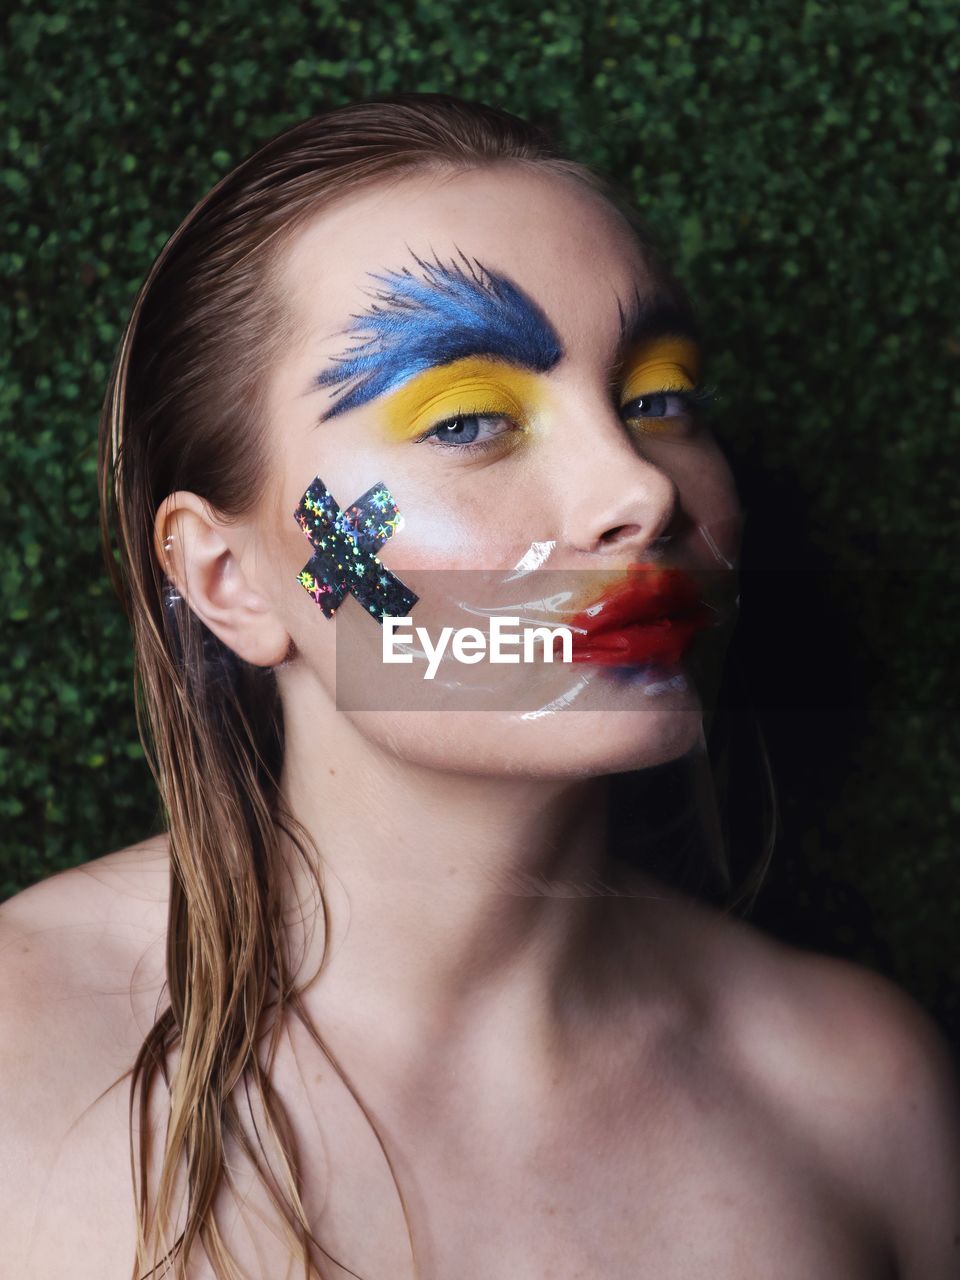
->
558;418;680;559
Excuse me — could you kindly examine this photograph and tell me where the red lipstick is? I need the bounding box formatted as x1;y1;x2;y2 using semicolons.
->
561;563;713;667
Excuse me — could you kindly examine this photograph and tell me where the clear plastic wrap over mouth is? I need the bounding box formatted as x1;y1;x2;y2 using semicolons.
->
331;514;742;719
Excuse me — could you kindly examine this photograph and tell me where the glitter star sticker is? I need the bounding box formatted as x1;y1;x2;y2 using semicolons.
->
293;475;419;623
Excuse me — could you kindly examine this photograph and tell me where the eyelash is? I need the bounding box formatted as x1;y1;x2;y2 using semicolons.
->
627;381;718;418
412;381;720;456
412;411;519;455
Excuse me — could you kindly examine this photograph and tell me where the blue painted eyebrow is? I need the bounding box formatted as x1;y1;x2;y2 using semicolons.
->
310;247;565;422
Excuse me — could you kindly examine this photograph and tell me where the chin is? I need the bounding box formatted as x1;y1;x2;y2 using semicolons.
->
350;667;707;780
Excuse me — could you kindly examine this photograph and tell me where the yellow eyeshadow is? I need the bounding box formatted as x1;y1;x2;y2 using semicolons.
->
620;335;701;403
379;356;544;440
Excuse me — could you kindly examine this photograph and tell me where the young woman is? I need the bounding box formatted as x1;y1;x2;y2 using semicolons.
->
1;92;957;1280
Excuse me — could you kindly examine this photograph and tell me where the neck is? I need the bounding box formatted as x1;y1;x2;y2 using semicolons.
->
275;669;683;1095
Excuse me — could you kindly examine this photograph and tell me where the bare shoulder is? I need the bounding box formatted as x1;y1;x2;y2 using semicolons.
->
0;828;171;1052
0;834;170;1030
0;834;171;1273
753;937;960;1278
660;888;960;1278
0;831;171;935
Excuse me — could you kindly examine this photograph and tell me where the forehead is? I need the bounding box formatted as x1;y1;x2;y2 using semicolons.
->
275;162;659;358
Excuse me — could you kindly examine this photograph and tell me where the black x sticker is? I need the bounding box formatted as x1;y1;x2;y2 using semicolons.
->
294;475;419;623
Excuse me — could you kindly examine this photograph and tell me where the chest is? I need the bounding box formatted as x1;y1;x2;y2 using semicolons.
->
235;1034;895;1280
26;1043;895;1280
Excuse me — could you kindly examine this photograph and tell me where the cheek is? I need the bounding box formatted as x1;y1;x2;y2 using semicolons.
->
664;441;743;562
276;463;552;650
370;474;557;573
280;449;549;582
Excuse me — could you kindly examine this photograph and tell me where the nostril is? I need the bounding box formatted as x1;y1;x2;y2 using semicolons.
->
565;460;680;555
598;523;646;546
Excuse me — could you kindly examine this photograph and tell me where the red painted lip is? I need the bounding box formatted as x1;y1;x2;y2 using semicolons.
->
559;562;714;667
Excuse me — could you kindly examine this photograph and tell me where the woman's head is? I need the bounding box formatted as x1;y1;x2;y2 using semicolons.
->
97;93;748;1278
121;96;741;789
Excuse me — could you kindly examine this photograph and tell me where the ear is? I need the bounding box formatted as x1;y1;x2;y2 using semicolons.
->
154;490;292;668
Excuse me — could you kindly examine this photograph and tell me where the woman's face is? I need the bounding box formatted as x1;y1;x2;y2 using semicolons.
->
251;161;742;777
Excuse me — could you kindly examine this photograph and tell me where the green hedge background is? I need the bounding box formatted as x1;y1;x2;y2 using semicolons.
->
2;1;958;1046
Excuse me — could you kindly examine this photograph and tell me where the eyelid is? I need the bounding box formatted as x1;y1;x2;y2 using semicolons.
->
409;381;528;434
619;335;701;402
379;356;542;440
621;366;695;406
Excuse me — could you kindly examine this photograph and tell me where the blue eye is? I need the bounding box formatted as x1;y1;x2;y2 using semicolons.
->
621;383;717;420
624;392;674;417
620;382;718;435
416;413;517;453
